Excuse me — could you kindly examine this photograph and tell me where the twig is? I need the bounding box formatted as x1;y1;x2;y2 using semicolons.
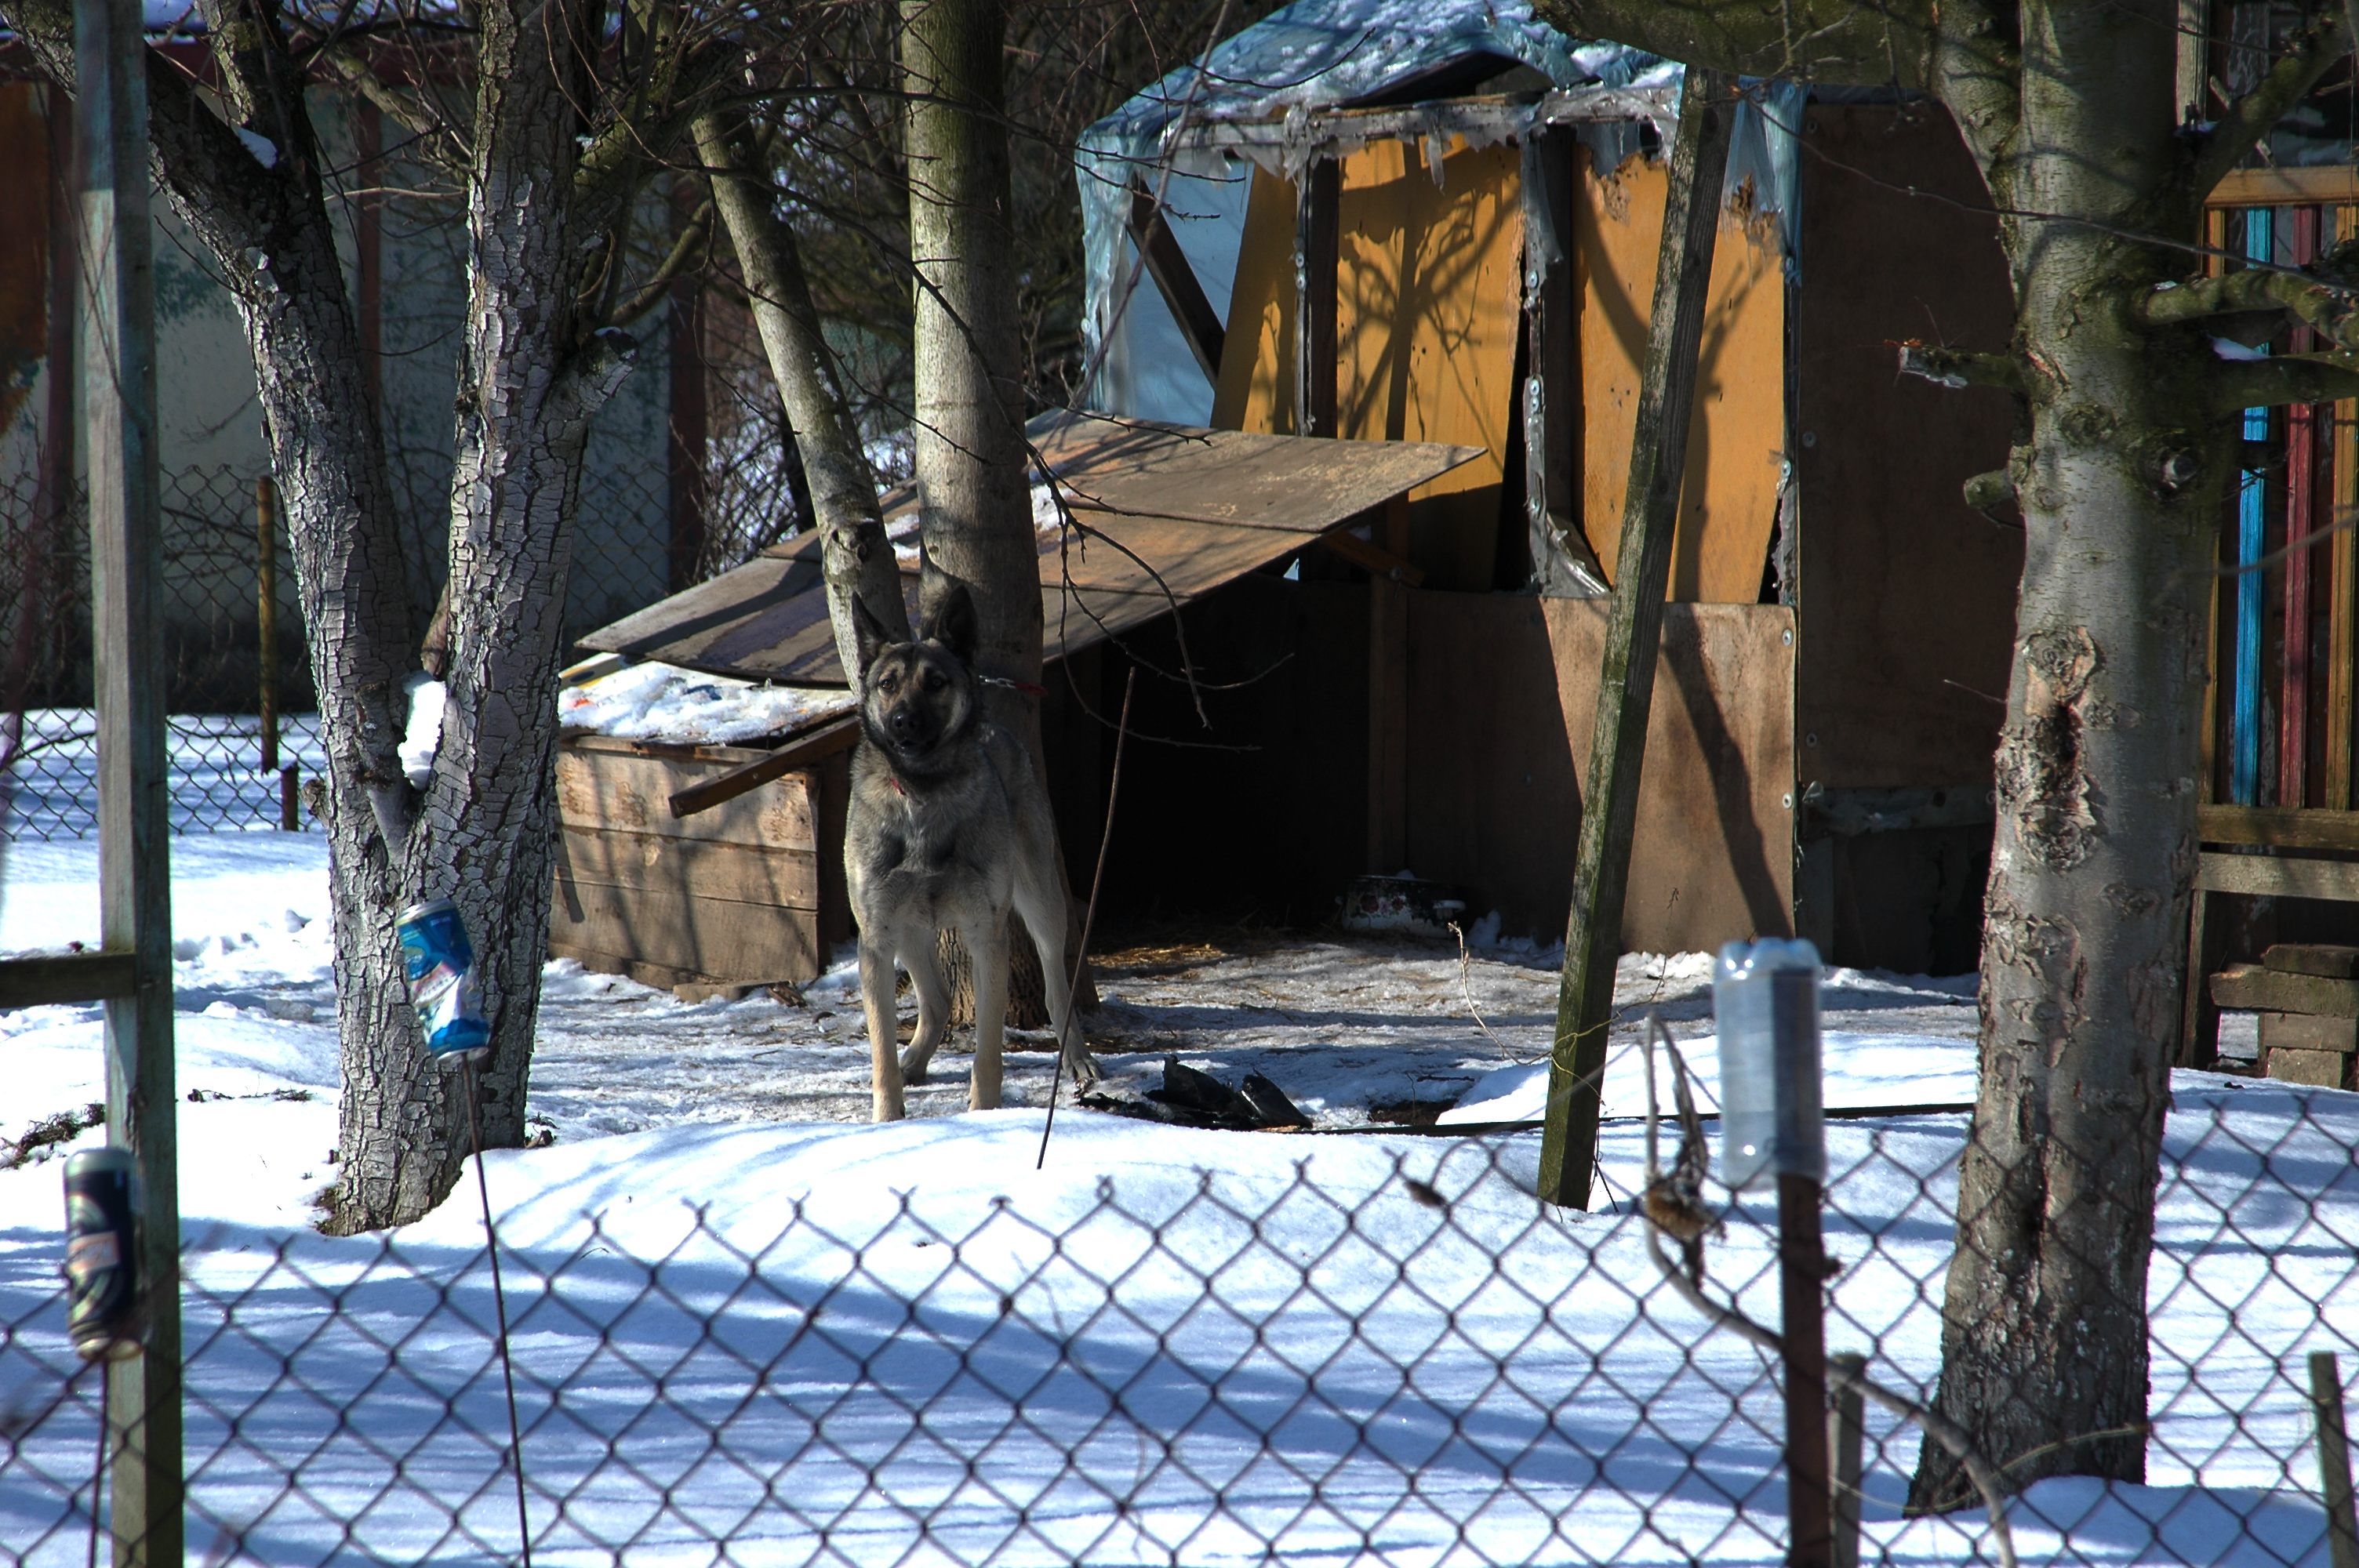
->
1445;920;1511;1059
460;1060;534;1568
1038;668;1136;1169
1637;1014;2019;1568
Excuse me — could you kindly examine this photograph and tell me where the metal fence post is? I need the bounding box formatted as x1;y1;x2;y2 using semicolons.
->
256;474;278;775
2312;1350;2359;1568
78;0;184;1560
1779;1170;1832;1568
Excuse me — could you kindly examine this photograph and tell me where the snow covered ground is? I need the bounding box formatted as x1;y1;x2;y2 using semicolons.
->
1;832;2354;1565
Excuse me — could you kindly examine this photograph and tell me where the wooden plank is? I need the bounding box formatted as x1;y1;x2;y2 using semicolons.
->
557;746;819;848
1127;180;1226;383
2198;804;2359;851
2262;1011;2359;1052
2211;961;2359;1014
2288;205;2321;810
1296;158;1339;439
559;827;824;909
2265;942;2359;978
2179;887;2223;1071
2314;1352;2359;1568
1541;70;1736;1212
2335;204;2359;812
1572;129;1785;603
81;0;182;1555
1368;495;1409;870
547;880;826;987
2212;166;2359;207
2269;1046;2351;1087
1031;423;1484;535
582;413;1483;688
667;717;859;819
2199;852;2359;903
0;950;137;1007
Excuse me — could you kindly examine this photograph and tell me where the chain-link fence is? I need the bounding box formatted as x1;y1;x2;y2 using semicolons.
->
0;439;781;842
5;1083;2358;1566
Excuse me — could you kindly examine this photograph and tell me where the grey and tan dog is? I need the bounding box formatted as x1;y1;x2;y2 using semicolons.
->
844;583;1094;1121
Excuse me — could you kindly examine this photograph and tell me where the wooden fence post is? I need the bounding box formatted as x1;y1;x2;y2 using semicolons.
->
78;0;183;1559
1827;1352;1866;1568
2313;1350;2359;1568
1536;68;1736;1208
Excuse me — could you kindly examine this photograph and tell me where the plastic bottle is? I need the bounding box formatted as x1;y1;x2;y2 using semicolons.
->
1712;938;1826;1191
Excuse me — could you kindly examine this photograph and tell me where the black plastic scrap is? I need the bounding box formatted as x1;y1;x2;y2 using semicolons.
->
1078;1056;1313;1131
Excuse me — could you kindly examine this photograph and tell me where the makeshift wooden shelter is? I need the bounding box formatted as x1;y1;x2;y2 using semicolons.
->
551;416;1478;991
1061;0;2019;968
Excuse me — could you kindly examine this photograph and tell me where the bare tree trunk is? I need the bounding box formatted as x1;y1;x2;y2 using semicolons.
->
902;0;1095;1018
692;109;913;663
1906;2;2215;1504
342;0;632;1225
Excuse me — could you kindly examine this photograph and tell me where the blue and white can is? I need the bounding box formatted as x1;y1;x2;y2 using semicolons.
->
396;897;491;1067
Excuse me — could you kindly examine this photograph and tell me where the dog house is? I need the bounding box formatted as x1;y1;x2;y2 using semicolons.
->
551;419;1478;991
1056;0;2022;969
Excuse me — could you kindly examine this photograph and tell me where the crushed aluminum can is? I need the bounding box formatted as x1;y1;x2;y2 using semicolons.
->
396;897;492;1068
62;1147;145;1362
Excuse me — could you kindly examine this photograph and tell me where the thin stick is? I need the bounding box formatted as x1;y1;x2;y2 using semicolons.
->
1038;669;1136;1170
86;1400;105;1568
461;1058;533;1568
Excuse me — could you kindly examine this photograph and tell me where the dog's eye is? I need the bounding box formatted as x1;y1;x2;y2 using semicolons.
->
878;673;899;694
923;673;946;693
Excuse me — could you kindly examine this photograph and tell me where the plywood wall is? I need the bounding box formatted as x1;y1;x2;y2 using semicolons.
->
1572;147;1788;603
0;84;53;441
1790;105;2018;789
1212;141;1522;590
1405;592;1796;949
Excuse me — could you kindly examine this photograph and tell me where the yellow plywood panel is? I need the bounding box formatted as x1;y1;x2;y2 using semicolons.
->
1213;146;1523;590
1333;140;1522;590
1574;148;1787;602
1211;169;1300;435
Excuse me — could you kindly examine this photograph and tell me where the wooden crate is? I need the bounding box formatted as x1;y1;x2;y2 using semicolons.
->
550;733;852;993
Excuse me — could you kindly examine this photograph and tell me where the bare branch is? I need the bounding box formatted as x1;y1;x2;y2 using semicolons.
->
1527;0;1939;86
314;43;471;175
607;198;716;327
2194;2;2357;200
2139;270;2359;350
1897;343;2026;394
2210;352;2359;412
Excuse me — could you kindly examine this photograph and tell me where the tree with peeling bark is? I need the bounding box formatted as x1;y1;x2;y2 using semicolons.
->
0;0;726;1229
1528;0;2359;1504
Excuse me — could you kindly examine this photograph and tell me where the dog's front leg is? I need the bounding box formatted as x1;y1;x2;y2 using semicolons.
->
900;942;949;1086
858;941;906;1122
963;918;1009;1111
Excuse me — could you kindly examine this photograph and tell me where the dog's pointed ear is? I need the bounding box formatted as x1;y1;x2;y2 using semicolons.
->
851;595;893;681
925;582;979;666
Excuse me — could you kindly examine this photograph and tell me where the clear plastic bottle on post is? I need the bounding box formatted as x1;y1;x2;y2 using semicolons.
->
1712;938;1826;1191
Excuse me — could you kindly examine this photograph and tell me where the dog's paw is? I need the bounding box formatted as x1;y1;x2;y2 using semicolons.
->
1062;1047;1101;1086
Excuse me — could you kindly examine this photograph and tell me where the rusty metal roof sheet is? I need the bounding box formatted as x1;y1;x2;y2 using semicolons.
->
579;412;1481;689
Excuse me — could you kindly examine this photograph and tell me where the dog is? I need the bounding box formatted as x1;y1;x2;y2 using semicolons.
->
844;583;1095;1121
